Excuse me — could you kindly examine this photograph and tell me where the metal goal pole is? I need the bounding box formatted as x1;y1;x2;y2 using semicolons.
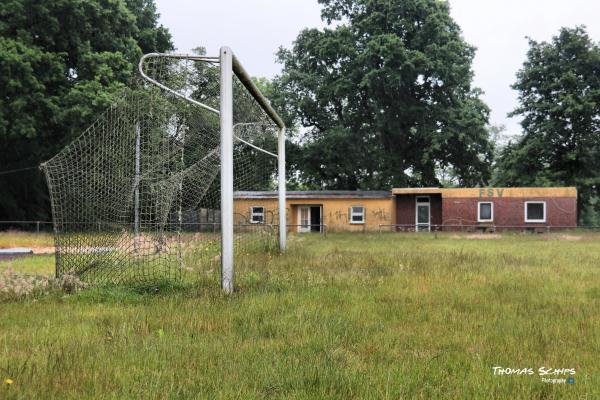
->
220;47;234;293
278;127;286;251
229;52;287;252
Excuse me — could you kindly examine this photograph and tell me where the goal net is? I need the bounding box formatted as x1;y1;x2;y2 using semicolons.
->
41;48;286;290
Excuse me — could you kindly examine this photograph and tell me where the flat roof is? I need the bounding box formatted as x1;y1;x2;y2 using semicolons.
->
235;190;392;199
392;187;577;198
234;187;577;199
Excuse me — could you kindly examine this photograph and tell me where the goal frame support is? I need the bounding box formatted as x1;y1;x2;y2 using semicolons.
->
278;127;286;252
220;47;234;293
220;46;287;293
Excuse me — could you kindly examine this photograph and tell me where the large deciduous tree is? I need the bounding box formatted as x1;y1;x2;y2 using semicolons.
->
494;27;600;222
272;0;493;190
0;0;172;221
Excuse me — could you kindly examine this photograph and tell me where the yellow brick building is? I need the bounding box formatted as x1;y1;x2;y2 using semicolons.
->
234;191;394;232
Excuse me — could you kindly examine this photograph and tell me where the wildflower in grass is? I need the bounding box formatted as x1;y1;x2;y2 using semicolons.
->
4;378;13;385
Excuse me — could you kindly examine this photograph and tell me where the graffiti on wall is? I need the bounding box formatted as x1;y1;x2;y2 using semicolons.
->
326;207;391;225
235;208;289;225
329;210;348;223
371;207;391;223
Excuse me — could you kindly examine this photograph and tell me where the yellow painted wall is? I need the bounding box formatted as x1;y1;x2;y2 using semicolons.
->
234;197;395;232
234;199;280;225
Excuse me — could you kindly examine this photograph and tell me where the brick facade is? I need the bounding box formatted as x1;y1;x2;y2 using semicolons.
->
395;194;442;227
394;187;577;230
442;197;577;228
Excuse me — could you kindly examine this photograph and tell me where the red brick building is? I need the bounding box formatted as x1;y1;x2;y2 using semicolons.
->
393;187;577;231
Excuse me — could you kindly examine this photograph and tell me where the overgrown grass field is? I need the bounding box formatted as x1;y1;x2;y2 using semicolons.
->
1;232;599;399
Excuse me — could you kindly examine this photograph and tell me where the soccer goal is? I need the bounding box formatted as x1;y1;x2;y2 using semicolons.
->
41;47;286;292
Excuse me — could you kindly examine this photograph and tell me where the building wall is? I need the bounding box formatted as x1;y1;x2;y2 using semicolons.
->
393;187;577;198
395;194;442;227
442;197;577;228
234;187;578;232
233;197;395;232
395;195;414;226
395;188;577;229
233;199;280;228
431;195;442;226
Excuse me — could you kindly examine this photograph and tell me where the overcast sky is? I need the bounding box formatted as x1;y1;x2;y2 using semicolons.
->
155;0;600;137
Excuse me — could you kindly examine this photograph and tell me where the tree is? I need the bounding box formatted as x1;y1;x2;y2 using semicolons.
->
0;0;173;221
494;27;600;222
271;0;493;190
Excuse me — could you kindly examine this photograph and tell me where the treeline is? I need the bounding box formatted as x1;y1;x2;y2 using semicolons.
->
0;0;173;221
270;0;600;224
1;0;599;224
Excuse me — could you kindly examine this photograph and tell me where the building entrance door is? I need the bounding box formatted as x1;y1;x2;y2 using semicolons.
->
297;206;322;233
298;206;311;233
416;196;431;232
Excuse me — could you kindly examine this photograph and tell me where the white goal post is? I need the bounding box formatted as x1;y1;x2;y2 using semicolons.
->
41;47;285;290
139;47;287;293
221;47;286;293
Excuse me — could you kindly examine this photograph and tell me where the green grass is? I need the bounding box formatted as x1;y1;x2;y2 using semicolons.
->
2;254;54;275
1;232;600;399
0;230;53;248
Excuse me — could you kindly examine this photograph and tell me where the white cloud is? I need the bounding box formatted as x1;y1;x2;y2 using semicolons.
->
154;0;325;77
155;0;600;137
449;0;600;136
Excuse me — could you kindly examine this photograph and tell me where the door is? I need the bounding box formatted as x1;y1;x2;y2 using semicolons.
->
415;196;430;232
310;206;322;232
298;206;311;233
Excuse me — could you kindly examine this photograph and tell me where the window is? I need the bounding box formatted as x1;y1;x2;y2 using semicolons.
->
478;202;493;222
250;206;264;224
350;206;365;224
525;201;546;223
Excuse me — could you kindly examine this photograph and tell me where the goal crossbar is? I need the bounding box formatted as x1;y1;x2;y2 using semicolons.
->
138;52;285;129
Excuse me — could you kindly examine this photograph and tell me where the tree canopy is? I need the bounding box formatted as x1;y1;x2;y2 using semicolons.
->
494;27;600;222
271;0;494;190
0;0;173;220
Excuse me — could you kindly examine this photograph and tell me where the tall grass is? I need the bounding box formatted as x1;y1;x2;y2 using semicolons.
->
0;230;54;248
1;232;599;399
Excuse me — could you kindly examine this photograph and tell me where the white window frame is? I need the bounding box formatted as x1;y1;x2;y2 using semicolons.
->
250;206;265;224
524;201;546;223
350;206;365;224
477;201;494;222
